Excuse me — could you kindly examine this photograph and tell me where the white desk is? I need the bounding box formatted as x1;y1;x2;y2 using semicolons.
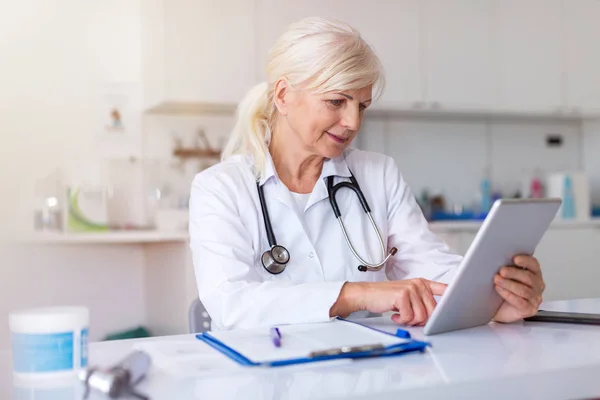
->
3;298;600;400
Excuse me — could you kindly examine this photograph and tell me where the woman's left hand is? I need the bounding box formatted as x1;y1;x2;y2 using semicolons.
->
492;255;545;323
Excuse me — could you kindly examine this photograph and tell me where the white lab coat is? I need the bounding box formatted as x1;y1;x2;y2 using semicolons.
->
189;147;462;331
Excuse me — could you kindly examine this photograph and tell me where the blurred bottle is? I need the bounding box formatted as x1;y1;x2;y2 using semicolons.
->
33;169;64;232
529;169;544;198
562;175;576;219
480;176;491;213
419;189;431;220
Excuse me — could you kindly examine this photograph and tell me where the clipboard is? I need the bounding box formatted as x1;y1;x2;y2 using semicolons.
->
196;318;430;367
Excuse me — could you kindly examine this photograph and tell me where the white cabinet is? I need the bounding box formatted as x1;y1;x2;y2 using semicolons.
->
144;243;199;336
255;0;423;108
146;0;257;106
564;0;600;114
534;228;600;301
144;0;600;116
422;0;493;110
343;0;422;108
491;0;563;113
254;0;325;82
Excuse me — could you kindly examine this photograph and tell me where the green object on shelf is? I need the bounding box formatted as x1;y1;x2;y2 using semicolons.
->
103;326;151;341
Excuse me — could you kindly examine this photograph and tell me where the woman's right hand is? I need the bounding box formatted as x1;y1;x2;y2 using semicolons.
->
330;279;448;326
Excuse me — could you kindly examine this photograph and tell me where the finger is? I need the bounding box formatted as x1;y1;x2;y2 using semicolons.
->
499;267;536;289
496;285;537;316
496;278;543;308
494;275;535;300
427;281;448;296
513;255;541;274
421;288;437;321
499;267;545;297
392;291;413;325
407;290;427;326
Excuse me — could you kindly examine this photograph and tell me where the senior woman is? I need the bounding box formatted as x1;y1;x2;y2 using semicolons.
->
189;17;545;331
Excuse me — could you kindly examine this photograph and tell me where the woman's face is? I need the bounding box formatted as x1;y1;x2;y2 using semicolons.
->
277;84;373;159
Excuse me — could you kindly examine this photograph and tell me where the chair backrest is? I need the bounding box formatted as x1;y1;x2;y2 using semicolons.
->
188;298;212;333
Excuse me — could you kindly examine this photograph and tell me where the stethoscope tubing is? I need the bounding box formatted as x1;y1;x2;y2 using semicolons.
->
257;170;396;274
257;182;278;247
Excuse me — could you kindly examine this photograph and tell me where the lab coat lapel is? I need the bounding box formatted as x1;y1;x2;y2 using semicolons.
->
258;152;295;211
306;154;352;212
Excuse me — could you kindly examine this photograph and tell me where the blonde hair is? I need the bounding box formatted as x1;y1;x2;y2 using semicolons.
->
221;16;385;178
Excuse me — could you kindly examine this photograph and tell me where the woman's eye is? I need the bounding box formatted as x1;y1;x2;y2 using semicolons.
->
328;99;344;107
359;104;366;112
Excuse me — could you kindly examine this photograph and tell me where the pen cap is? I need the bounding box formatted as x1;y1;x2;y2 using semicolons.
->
395;329;411;339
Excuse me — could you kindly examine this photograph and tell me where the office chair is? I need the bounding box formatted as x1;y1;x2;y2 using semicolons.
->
188;298;212;333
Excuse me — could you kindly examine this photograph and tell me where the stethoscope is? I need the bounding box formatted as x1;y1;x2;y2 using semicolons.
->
257;171;397;275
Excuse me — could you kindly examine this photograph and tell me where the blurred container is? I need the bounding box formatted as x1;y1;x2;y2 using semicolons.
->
105;157;161;230
545;172;590;221
9;307;89;380
65;185;109;232
60;159;109;232
33;170;64;232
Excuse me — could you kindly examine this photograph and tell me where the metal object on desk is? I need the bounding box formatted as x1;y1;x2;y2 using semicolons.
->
309;343;385;358
79;350;151;399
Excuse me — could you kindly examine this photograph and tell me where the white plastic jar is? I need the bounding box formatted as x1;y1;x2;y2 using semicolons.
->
9;306;89;380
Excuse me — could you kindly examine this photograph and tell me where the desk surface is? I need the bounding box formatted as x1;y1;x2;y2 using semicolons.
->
4;298;600;400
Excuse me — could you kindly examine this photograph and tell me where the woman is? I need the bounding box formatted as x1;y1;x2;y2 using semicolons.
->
189;17;545;331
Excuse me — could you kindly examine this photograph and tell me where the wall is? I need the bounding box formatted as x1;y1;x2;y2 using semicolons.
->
0;0;143;237
0;0;146;349
358;115;584;208
143;112;590;214
0;243;145;346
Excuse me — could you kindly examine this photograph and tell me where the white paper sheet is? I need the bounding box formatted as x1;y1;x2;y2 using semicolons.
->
206;320;410;364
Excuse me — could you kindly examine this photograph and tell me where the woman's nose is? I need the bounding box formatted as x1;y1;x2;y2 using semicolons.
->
340;105;361;131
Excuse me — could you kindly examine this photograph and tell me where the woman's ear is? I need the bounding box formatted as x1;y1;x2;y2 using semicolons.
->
273;78;290;116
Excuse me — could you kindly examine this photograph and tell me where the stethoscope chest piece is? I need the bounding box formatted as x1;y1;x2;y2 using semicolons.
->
261;245;290;275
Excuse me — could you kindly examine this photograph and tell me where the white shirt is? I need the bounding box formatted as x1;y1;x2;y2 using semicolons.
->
189;147;462;331
290;191;311;213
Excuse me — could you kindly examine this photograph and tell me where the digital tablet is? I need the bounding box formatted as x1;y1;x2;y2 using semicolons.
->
423;198;562;336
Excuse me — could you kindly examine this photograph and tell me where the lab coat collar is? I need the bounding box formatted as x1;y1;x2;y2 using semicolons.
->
257;150;352;187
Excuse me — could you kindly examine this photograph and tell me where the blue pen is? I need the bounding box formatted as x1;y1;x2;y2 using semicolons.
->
270;327;281;347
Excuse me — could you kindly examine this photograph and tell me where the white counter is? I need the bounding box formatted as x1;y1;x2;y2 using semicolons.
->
3;299;600;400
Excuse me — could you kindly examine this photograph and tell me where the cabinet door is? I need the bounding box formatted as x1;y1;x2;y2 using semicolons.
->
254;0;325;82
422;0;493;110
565;0;600;113
255;0;423;108
491;0;563;113
163;0;256;104
533;228;600;301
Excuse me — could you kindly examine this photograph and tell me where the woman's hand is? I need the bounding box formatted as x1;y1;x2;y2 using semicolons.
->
330;279;448;326
492;255;545;323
